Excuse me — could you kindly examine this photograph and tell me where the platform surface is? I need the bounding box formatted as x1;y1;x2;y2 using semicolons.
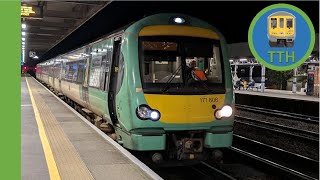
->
21;77;160;180
235;89;319;102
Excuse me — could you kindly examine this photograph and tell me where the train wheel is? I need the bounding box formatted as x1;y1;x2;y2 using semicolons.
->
212;149;223;163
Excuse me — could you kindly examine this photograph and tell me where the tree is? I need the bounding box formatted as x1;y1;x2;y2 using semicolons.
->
266;69;293;90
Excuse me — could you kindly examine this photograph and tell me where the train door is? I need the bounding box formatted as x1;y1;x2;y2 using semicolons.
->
279;17;284;31
108;37;121;125
82;47;91;108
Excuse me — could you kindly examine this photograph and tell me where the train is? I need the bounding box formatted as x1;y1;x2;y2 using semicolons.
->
36;13;234;163
268;11;296;47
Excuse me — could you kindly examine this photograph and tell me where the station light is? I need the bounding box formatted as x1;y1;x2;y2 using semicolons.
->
22;23;26;29
33;56;39;59
22;42;25;45
22;32;26;36
22;37;25;41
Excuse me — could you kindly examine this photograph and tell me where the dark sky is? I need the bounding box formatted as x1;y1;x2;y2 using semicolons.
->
39;1;319;62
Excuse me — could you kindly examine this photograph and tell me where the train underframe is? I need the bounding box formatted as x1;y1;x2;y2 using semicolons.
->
269;37;295;47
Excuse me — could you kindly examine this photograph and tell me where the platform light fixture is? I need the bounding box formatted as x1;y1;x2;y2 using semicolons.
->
22;32;26;36
22;23;26;29
22;37;25;41
33;56;39;59
22;42;25;45
22;49;25;63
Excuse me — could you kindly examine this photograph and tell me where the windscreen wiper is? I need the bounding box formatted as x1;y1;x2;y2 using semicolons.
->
161;65;182;93
192;71;214;93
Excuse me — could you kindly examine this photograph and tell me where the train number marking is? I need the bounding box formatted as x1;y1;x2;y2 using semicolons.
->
200;97;218;103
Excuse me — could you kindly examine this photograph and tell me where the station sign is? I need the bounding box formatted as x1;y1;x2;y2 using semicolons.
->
21;5;43;19
248;3;315;71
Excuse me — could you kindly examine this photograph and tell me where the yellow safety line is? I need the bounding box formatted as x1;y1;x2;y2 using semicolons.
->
25;78;61;180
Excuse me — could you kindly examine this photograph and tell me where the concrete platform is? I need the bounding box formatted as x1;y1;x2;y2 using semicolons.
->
235;89;319;102
21;77;162;180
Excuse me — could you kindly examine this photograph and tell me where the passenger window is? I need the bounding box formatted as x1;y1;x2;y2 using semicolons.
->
103;45;113;91
100;55;107;90
116;52;125;93
77;60;86;84
88;55;102;88
65;62;78;82
63;64;70;80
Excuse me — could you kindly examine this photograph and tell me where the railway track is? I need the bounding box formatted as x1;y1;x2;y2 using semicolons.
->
226;147;318;180
234;117;319;160
148;160;237;180
235;104;319;124
191;162;237;180
235;115;319;141
232;134;319;179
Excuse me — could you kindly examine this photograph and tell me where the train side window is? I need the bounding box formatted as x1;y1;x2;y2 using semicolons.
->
104;45;113;91
271;18;277;28
77;60;86;84
63;64;69;80
100;55;107;90
88;55;102;88
287;19;293;28
116;52;125;94
66;62;78;82
54;62;61;79
280;18;284;28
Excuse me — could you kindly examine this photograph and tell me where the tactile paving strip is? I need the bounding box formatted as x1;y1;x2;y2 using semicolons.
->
27;78;95;180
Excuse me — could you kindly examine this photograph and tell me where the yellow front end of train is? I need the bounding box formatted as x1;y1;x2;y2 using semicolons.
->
268;12;296;47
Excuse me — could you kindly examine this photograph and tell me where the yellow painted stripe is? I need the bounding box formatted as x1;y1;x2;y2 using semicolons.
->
25;78;61;180
139;25;219;40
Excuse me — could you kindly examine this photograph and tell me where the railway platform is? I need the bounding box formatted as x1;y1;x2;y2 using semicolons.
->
235;89;319;102
21;77;161;180
235;89;319;117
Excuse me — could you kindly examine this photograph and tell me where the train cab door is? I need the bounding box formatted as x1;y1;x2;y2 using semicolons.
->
108;37;121;126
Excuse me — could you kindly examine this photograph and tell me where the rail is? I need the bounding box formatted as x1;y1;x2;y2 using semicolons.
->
235;104;319;124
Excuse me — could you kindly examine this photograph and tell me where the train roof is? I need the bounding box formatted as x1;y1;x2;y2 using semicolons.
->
268;11;295;18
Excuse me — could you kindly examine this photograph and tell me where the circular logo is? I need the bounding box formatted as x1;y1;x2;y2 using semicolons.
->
248;3;315;71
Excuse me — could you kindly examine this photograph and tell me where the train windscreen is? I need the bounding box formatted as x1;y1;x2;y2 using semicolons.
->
139;36;225;94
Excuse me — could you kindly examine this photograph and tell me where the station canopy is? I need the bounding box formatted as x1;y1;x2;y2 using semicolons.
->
21;1;110;62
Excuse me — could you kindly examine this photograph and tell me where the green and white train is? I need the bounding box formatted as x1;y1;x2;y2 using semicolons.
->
36;13;234;162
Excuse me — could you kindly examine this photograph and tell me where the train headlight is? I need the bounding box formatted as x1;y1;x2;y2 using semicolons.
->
173;17;185;24
215;105;233;119
136;105;161;121
150;110;161;121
